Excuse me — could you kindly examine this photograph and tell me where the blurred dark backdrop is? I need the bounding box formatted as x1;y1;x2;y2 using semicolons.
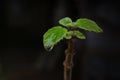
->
0;0;120;80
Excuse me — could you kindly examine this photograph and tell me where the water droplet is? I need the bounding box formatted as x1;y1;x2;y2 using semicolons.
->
45;46;54;51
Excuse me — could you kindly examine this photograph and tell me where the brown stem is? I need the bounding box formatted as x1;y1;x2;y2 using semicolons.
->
63;38;75;80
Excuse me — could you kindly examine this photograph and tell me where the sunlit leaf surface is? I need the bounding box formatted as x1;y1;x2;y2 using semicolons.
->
73;31;86;39
43;26;67;51
76;18;103;33
59;17;76;27
64;31;73;39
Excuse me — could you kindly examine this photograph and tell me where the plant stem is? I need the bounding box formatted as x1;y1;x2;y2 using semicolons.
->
63;38;75;80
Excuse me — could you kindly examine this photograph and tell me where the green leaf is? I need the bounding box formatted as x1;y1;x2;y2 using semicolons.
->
43;26;67;51
66;22;76;27
64;30;85;39
64;31;73;39
59;17;72;26
76;18;103;33
59;17;76;27
73;31;86;39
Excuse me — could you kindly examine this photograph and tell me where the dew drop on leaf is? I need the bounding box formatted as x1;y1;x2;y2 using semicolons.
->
45;46;54;51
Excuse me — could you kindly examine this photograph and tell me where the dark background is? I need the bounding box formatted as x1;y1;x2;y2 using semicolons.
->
0;0;120;80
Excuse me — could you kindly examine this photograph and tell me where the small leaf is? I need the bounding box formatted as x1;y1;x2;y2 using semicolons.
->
43;26;67;51
73;31;86;39
59;17;72;26
64;31;73;39
67;22;76;27
59;17;76;27
76;18;103;33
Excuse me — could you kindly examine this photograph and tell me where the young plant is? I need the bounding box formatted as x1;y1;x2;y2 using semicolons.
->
43;17;103;80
